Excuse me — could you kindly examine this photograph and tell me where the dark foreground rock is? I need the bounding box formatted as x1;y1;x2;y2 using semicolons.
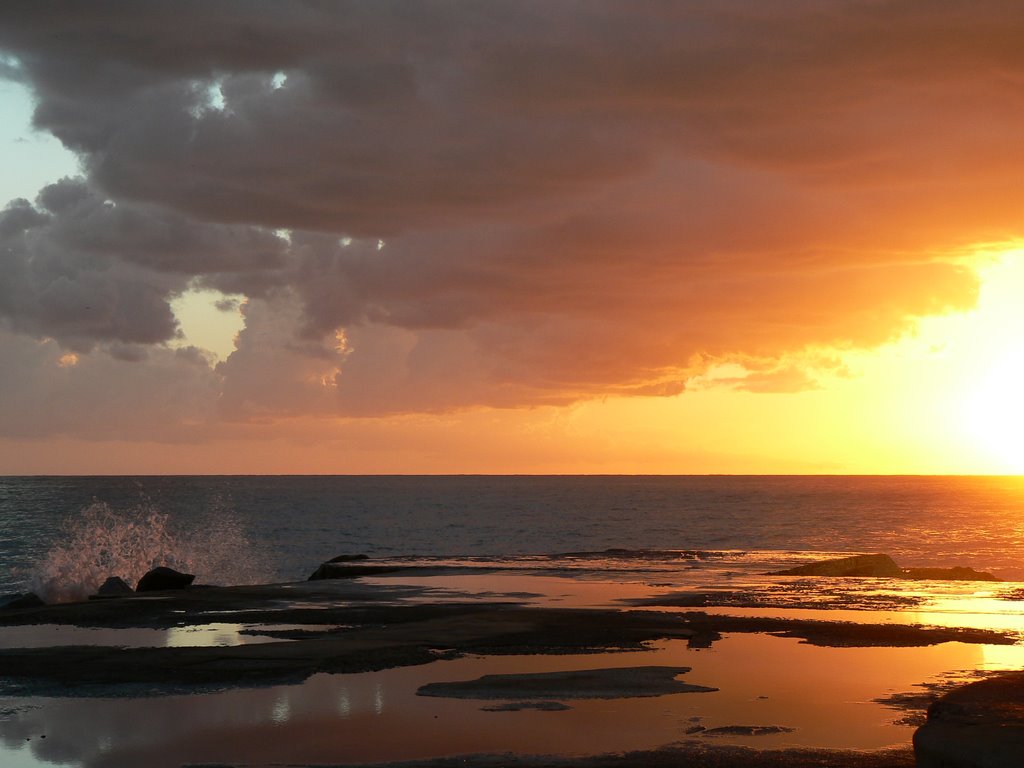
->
914;671;1024;768
0;593;44;610
93;577;134;598
770;554;998;581
136;566;195;592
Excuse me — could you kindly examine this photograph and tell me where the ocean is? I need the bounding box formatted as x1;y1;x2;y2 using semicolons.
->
4;475;1024;767
3;475;1024;597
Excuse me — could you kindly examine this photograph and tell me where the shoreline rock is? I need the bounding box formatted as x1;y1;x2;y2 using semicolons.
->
308;563;406;580
0;582;1011;693
92;577;134;599
914;671;1024;767
769;553;998;581
0;593;44;610
136;567;195;592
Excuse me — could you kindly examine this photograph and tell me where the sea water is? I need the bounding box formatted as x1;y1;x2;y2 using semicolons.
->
4;475;1024;596
3;476;1024;767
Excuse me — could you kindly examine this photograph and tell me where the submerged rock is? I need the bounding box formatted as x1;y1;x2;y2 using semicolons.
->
701;725;796;737
417;666;718;700
769;554;903;578
0;592;44;610
480;700;572;712
914;671;1024;767
93;577;134;598
136;567;195;592
770;554;998;582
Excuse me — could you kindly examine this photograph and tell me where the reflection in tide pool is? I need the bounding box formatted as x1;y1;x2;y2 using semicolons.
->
1;633;1020;768
0;623;299;650
910;594;1024;634
2;565;1023;767
164;622;243;647
980;641;1024;671
270;696;290;725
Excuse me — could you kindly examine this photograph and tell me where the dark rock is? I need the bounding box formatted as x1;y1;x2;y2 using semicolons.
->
914;671;1024;767
769;554;1000;582
701;725;796;737
0;592;44;610
92;576;134;598
326;554;369;563
308;563;403;580
903;566;998;582
769;554;904;578
135;567;195;592
480;700;572;712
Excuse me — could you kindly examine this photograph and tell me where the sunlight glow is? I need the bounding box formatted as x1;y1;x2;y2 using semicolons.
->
962;350;1024;473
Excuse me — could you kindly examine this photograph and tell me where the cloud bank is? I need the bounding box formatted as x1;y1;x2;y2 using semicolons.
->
1;1;1014;438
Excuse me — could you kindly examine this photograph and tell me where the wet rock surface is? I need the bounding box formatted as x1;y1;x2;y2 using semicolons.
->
914;671;1024;768
308;563;408;580
0;580;1013;694
770;554;905;578
700;725;796;737
769;554;998;581
417;666;717;700
0;565;1008;768
901;566;998;582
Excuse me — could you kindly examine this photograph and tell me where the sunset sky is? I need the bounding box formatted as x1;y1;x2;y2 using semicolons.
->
2;2;1024;475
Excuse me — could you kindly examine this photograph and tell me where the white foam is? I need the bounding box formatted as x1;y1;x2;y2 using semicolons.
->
30;502;267;603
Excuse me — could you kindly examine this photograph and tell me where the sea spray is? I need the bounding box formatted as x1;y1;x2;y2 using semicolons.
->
31;502;268;602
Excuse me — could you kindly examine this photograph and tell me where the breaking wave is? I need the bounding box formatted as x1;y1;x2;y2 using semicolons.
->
31;502;267;603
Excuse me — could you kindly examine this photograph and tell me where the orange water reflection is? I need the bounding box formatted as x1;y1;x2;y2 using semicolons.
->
0;633;1008;767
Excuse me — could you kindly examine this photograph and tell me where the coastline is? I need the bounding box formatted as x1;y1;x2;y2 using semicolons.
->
1;558;1021;767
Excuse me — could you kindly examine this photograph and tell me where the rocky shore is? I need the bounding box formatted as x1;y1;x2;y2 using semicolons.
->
0;577;1013;694
1;555;1020;767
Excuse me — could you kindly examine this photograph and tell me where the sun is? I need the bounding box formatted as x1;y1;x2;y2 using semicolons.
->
962;351;1024;473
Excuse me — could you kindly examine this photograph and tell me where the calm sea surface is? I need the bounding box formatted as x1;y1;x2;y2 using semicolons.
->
3;475;1024;595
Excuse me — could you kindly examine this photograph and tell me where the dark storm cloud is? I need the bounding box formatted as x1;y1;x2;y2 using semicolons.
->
0;1;1015;424
0;329;220;439
0;179;286;351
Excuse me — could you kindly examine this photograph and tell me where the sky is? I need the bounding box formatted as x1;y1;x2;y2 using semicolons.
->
2;1;1024;475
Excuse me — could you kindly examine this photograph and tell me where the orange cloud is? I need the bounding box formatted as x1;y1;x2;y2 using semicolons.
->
0;2;1017;438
